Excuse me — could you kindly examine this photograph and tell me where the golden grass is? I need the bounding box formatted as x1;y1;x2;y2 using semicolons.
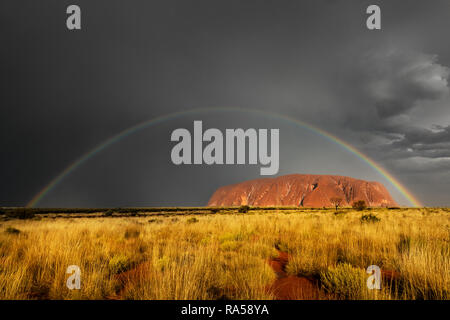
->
0;208;448;300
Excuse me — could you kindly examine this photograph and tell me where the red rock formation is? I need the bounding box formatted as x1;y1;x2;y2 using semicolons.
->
208;174;397;207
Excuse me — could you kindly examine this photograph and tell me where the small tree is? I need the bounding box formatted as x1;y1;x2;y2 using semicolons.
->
103;209;114;217
352;200;367;211
330;197;343;211
6;208;35;220
238;205;250;213
360;213;380;223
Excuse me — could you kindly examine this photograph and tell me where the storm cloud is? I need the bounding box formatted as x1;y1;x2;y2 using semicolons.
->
2;0;450;206
364;50;449;119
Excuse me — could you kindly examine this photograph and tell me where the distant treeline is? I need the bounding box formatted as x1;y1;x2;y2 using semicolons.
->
0;206;359;215
0;206;437;220
1;207;209;214
0;206;425;214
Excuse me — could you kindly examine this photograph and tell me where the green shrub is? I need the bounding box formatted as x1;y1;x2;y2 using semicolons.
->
5;227;21;235
124;227;140;239
200;236;211;246
238;205;250;213
6;208;35;220
103;209;114;217
186;217;199;224
274;239;290;252
320;263;367;299
397;234;411;254
154;256;170;272
108;255;132;274
219;231;250;242
352;200;367;211
220;240;241;251
360;213;380;223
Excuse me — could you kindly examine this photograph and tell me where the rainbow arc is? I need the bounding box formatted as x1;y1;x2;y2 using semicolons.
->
27;107;422;208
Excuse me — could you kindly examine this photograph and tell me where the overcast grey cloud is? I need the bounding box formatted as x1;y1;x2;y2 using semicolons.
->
2;0;450;206
334;48;450;157
364;50;449;119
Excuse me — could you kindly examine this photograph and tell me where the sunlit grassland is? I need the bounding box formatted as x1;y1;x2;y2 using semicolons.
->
0;208;448;300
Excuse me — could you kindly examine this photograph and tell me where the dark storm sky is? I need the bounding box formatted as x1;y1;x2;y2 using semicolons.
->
1;0;450;207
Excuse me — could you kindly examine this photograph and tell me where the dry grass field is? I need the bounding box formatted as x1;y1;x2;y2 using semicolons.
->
0;208;449;300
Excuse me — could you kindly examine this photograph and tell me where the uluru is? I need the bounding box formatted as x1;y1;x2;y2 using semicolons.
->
208;174;398;207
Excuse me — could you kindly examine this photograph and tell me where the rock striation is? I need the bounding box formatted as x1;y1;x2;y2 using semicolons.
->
208;174;397;207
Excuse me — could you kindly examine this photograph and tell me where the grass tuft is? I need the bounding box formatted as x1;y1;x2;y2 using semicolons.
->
5;227;21;234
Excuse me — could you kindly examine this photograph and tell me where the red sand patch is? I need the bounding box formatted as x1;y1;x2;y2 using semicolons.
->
108;251;400;300
107;252;326;300
267;250;326;300
106;261;152;300
382;269;401;281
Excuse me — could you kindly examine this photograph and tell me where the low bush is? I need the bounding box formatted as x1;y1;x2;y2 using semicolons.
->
124;227;140;239
186;217;199;224
5;227;21;235
238;205;250;213
220;240;241;251
6;208;35;220
397;234;411;254
320;263;367;299
352;200;367;211
108;255;132;274
154;256;170;272
360;213;380;223
103;209;114;217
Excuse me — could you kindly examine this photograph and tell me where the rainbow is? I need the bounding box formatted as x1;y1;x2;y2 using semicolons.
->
27;107;422;207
